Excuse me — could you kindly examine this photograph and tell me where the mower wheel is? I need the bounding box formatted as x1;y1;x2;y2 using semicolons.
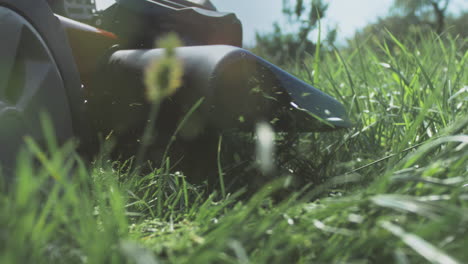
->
0;0;85;174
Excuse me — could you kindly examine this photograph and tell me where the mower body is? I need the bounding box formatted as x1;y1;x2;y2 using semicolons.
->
0;0;350;177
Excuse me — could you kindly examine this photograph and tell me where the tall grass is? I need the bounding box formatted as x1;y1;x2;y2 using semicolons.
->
1;32;466;263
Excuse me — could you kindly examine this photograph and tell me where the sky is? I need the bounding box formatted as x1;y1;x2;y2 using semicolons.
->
211;0;396;45
96;0;468;46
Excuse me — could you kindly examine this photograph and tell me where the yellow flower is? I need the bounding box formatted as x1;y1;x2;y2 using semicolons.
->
144;33;184;102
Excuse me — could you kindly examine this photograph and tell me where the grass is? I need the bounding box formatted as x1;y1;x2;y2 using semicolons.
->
1;32;467;263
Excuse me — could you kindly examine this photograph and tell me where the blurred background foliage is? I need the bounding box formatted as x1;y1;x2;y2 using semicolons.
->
252;0;467;66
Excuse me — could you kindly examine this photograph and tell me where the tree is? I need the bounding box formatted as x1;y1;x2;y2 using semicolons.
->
446;11;468;39
349;14;432;53
348;8;467;55
253;0;328;65
392;0;450;34
282;0;328;44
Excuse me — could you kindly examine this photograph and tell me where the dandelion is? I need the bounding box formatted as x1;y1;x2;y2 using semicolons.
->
144;33;184;102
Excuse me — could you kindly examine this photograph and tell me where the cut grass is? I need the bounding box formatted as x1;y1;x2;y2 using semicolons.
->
1;32;467;263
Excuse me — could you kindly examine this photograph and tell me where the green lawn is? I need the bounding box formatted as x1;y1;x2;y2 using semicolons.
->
1;32;467;263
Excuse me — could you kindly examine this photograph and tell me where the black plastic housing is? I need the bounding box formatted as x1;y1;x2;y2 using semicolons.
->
87;45;351;144
99;0;242;48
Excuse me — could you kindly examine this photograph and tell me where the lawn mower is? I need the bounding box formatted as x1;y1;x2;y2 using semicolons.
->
0;0;350;181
